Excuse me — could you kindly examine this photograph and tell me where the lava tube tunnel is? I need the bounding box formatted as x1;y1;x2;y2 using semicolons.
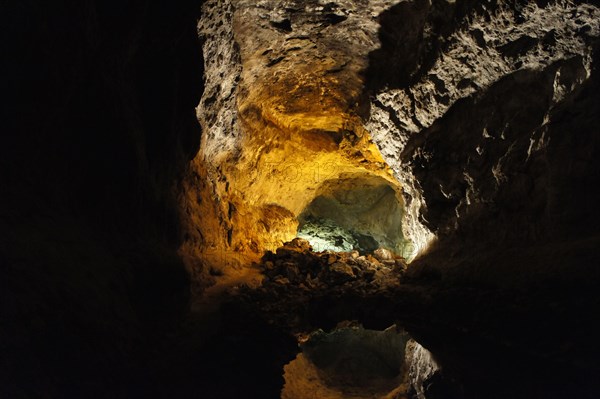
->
4;0;600;398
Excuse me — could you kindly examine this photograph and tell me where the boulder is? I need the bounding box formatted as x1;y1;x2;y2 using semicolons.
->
374;248;394;261
329;262;355;283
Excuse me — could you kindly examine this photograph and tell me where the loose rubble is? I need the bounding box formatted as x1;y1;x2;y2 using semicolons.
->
236;238;408;332
260;238;407;290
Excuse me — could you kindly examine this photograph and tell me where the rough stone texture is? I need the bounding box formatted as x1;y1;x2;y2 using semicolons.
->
215;1;600;397
361;1;600;398
5;0;600;398
405;340;440;399
197;0;243;163
365;0;600;258
184;0;414;272
299;177;406;253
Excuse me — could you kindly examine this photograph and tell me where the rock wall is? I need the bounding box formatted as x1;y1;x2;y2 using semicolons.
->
183;0;418;277
364;0;600;271
184;0;600;275
197;0;243;163
4;0;600;397
360;1;600;397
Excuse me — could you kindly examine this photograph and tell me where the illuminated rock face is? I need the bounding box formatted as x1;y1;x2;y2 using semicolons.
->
360;0;600;283
364;0;600;262
356;2;600;397
182;2;600;393
184;0;600;274
186;0;415;270
4;0;600;398
298;176;405;254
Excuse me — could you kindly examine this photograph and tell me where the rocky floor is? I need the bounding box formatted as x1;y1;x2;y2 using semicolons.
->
142;238;413;399
215;236;600;399
235;238;407;333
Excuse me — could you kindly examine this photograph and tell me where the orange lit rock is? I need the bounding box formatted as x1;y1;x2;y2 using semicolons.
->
183;0;408;276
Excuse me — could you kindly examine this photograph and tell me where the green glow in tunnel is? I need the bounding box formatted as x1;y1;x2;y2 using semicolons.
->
297;217;379;253
295;176;408;255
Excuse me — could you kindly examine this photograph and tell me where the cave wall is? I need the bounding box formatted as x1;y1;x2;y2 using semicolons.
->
299;176;406;253
1;0;205;395
3;0;600;397
184;0;600;273
361;1;600;396
364;0;600;280
182;0;412;277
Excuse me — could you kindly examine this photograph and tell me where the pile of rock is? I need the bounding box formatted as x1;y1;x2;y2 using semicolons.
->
234;238;408;332
258;238;407;290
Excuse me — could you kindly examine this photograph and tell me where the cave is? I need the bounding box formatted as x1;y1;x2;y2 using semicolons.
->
297;175;405;255
3;0;600;398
